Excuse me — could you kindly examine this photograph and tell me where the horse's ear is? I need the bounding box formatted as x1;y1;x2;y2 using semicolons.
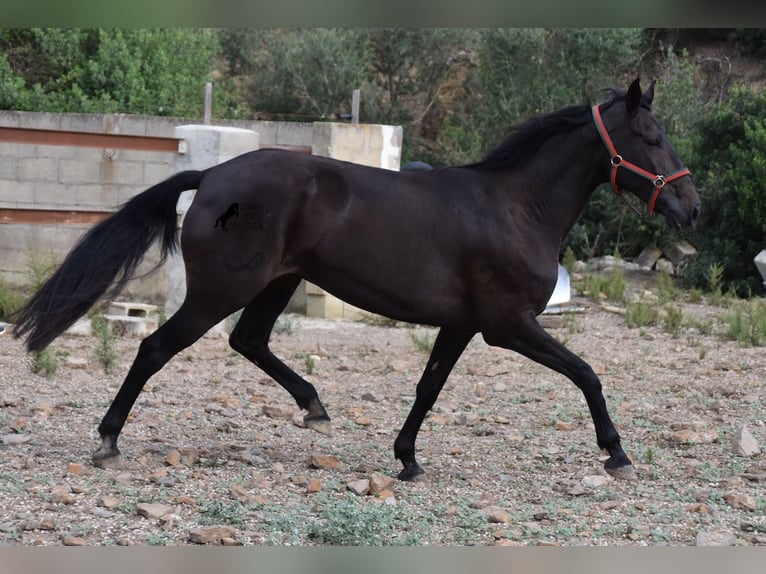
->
642;80;656;109
626;78;642;112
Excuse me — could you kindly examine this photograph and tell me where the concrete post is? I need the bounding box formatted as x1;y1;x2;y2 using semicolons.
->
165;125;259;317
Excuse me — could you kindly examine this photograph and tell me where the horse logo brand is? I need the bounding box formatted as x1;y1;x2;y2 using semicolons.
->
214;202;239;231
214;202;264;232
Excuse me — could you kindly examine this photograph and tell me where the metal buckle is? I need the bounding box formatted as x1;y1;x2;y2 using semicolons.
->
610;155;623;167
654;175;666;188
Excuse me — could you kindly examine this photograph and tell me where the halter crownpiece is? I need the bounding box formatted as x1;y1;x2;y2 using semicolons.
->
591;105;691;216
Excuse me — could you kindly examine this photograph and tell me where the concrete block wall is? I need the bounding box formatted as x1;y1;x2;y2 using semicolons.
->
0;110;402;321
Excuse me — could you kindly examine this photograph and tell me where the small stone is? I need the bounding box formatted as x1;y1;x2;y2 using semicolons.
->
262;405;293;420
165;449;181;466
51;484;75;505
136;502;173;520
62;535;87;546
66;462;84;476
567;484;588;497
581;475;610;489
672;429;719;444
636;245;663;270
65;357;89;370
733;425;760;457
354;416;373;426
376;489;396;503
307;479;322;493
180;447;199;466
189;525;239;545
230;484;258;505
114;472;135;486
347;479;370;496
554;420;574;431
688;503;711;514
483;506;512;524
695;530;737;546
308;453;343;471
369;472;395;495
99;496;121;509
0;434;31;445
427;413;449;425
591;361;607;375
485;364;509;377
388;359;409;373
664;240;697;267
221;537;241;546
725;493;757;512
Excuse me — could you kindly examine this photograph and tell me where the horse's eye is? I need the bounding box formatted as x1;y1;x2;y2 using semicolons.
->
646;138;661;148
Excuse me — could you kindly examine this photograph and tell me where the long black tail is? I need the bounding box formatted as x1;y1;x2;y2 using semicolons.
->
13;170;205;352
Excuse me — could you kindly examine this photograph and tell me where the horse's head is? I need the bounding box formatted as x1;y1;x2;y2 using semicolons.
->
593;78;701;230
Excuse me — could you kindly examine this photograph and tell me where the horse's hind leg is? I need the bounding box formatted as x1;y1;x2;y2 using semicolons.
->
93;295;240;467
228;274;331;433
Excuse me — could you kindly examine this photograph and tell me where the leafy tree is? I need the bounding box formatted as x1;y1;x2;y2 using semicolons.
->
0;28;219;117
235;29;370;121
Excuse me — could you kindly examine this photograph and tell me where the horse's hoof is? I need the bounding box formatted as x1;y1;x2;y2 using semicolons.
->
397;463;425;482
92;453;123;470
305;418;333;436
604;461;637;480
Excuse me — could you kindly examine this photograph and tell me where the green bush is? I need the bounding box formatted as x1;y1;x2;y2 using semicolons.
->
682;85;766;296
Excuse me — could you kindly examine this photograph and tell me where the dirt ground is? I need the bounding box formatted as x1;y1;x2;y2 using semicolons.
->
0;268;764;546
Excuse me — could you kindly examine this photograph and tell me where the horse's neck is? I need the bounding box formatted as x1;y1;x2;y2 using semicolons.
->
509;127;605;238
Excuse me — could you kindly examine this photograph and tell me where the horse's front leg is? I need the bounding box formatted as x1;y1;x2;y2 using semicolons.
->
483;313;635;479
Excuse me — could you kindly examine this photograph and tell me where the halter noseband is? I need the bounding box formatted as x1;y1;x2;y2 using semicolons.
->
591;105;690;216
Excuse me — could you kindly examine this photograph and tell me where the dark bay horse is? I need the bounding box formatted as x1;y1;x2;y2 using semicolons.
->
13;79;700;481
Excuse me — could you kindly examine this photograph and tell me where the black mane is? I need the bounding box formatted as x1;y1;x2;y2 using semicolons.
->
467;91;625;172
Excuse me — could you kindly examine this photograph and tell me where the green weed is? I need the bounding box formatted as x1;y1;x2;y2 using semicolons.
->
198;498;250;527
273;313;298;335
661;305;684;337
656;272;679;304
30;347;58;377
581;268;626;303
409;329;436;353
725;299;766;346
91;314;117;374
625;299;659;328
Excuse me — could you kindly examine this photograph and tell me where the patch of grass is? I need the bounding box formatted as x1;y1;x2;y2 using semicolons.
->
625;299;659;328
724;299;766;347
357;312;406;328
273;313;298;335
307;494;432;546
0;279;25;321
198;498;250;527
561;246;577;274
91;314;117;374
30;347;58;377
409;329;436;353
661;305;684;338
304;354;318;375
656;272;679;304
581;268;626;303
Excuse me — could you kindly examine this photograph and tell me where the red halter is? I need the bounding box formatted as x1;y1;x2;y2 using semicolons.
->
591;105;691;216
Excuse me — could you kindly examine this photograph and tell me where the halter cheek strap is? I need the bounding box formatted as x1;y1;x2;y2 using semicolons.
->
591;105;691;216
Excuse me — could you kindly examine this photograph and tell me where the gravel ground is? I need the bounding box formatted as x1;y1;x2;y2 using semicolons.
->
0;269;764;547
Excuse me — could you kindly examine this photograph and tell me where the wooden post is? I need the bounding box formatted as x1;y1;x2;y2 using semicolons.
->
204;82;213;125
351;89;360;124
